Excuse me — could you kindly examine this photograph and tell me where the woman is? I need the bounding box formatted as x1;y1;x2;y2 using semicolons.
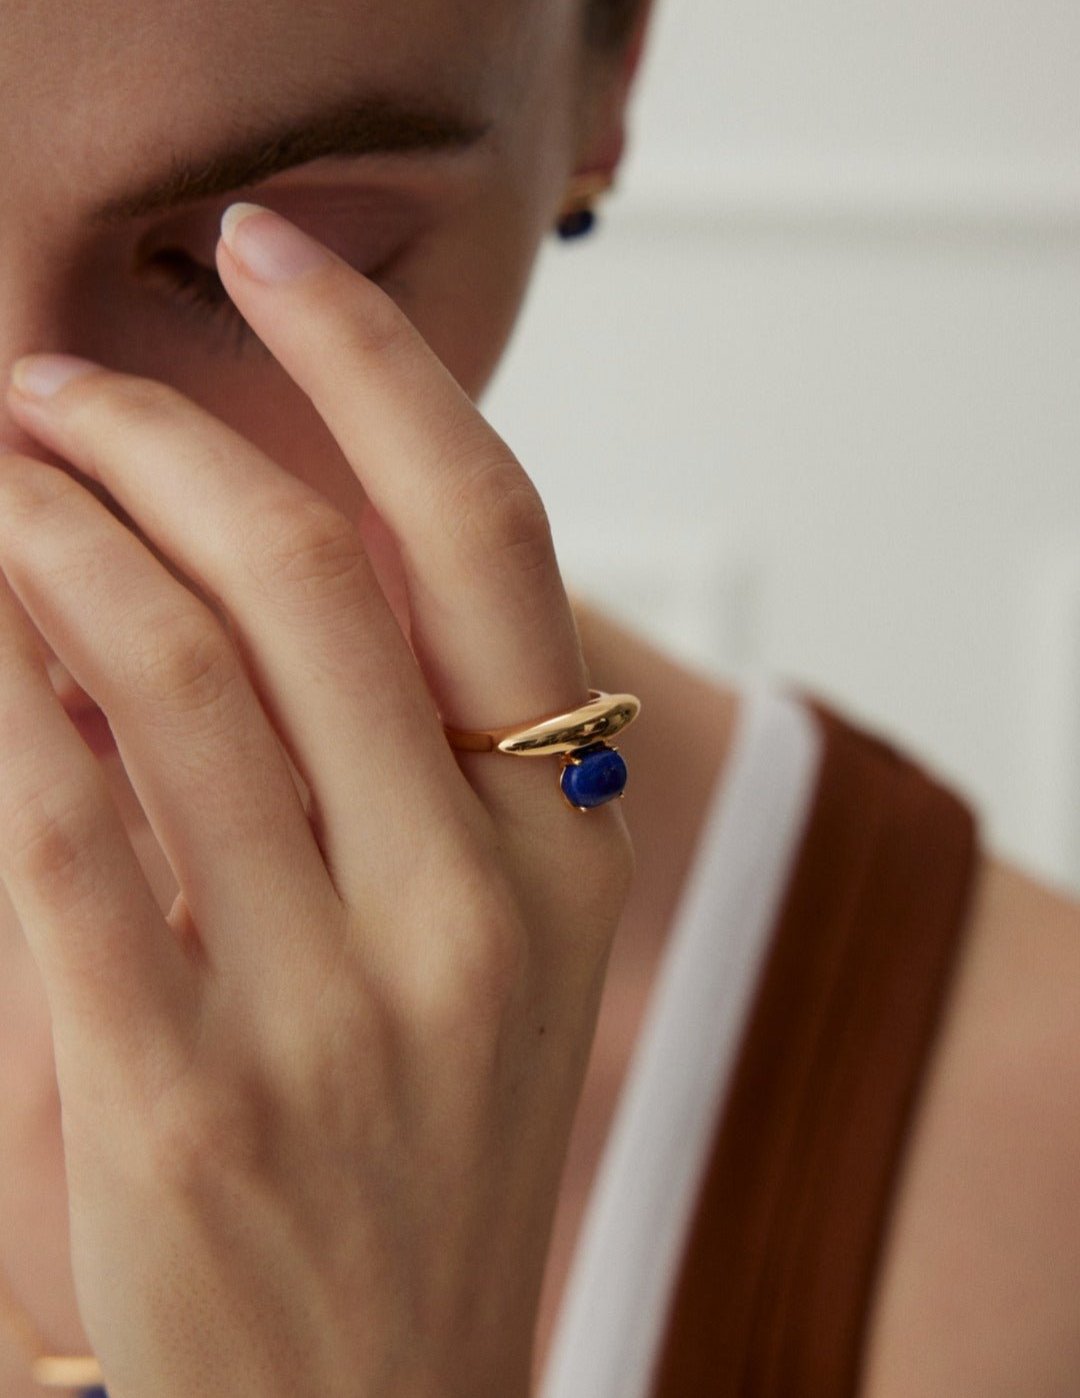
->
0;2;1077;1395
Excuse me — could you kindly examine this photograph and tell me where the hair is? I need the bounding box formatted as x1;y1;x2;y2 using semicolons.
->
585;0;646;51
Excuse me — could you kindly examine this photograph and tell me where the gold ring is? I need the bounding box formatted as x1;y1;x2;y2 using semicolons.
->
442;689;640;756
443;689;641;812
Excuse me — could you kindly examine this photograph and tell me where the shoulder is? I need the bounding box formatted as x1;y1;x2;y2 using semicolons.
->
861;856;1080;1396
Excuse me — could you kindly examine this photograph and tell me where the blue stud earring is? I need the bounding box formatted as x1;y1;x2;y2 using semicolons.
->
557;207;598;240
556;173;614;240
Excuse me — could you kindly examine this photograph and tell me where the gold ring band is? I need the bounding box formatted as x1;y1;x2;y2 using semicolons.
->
443;689;640;756
32;1355;106;1388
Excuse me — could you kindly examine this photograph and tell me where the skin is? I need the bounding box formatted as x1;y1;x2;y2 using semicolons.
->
0;2;1078;1396
0;2;641;1394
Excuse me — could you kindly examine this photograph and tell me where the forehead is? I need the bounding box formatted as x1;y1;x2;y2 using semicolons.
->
8;0;520;105
3;0;554;224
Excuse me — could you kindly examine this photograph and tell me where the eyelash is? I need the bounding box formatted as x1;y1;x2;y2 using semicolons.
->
147;248;262;359
148;244;401;362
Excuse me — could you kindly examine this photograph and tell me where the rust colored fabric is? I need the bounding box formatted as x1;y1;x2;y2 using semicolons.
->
649;698;980;1397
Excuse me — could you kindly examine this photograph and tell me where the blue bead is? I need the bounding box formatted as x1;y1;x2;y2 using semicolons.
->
79;1389;109;1398
560;743;627;809
557;208;597;240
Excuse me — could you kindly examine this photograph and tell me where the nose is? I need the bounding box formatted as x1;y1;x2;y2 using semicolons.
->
0;229;84;472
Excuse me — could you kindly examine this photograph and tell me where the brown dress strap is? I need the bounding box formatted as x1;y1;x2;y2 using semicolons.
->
649;698;980;1397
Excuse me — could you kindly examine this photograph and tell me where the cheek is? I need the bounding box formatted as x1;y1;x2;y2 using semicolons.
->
182;382;413;643
413;261;535;403
158;360;372;522
394;196;552;404
422;269;532;404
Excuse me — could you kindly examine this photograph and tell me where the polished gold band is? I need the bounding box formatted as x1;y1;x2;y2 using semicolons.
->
33;1354;105;1389
443;689;640;756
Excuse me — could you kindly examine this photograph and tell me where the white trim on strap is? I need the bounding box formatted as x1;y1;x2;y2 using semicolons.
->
539;681;824;1398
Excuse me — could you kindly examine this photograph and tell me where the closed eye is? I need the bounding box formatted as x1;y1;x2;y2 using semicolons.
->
140;246;265;358
133;184;426;359
139;239;402;360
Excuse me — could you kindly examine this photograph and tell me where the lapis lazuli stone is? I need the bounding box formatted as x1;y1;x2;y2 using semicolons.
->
79;1389;108;1398
561;743;627;809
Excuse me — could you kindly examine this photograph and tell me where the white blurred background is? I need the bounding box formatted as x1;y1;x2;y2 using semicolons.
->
483;0;1080;896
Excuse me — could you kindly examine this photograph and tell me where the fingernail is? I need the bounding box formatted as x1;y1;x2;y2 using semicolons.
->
221;203;333;284
10;354;99;399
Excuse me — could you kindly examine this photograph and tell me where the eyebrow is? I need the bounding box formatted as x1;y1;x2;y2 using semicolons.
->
91;93;493;228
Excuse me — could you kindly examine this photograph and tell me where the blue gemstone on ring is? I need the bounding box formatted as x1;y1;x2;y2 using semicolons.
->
560;742;628;809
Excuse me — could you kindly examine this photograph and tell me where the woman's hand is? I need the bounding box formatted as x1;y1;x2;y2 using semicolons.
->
0;205;634;1398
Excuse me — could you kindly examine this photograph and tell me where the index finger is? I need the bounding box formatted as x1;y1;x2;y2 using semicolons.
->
215;204;589;743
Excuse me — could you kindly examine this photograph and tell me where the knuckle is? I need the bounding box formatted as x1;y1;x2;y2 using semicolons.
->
114;606;236;717
282;986;395;1128
446;458;555;581
333;280;413;361
403;882;527;1035
146;1073;277;1198
2;777;107;900
241;496;365;598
